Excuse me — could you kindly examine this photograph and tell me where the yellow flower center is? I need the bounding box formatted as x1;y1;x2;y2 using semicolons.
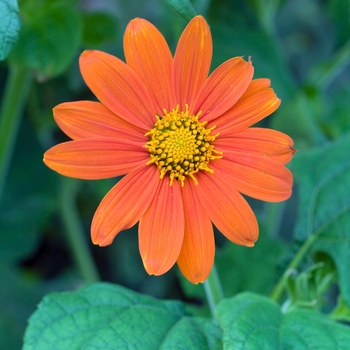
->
145;105;222;186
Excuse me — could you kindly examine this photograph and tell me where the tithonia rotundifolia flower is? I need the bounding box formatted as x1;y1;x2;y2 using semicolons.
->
44;16;295;284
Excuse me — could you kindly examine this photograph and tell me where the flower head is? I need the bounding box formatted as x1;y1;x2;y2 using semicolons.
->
44;16;295;284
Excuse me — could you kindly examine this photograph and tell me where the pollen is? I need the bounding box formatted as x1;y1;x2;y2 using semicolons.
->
145;105;222;186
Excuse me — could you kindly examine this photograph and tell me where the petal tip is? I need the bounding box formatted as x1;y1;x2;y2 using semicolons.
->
79;50;101;65
142;254;175;276
92;232;114;247
186;274;209;284
80;50;92;58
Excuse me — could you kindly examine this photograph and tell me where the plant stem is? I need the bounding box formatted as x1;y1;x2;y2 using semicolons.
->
0;65;32;200
60;178;100;283
203;264;224;316
270;233;318;302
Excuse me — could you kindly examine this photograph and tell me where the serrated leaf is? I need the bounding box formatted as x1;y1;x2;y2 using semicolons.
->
23;283;222;350
9;2;82;79
161;0;197;21
0;0;20;60
216;293;350;349
292;132;350;306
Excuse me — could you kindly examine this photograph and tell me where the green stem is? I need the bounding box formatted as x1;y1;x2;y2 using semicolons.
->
0;65;32;200
270;233;318;302
60;178;100;283
203;264;224;316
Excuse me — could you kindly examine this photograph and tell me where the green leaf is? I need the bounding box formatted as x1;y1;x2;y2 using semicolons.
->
82;12;118;46
281;309;350;349
9;2;82;79
216;293;281;348
0;0;20;60
216;293;350;349
292;132;350;306
161;0;197;22
23;283;222;350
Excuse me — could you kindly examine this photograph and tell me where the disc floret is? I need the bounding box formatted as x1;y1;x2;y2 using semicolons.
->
145;105;222;186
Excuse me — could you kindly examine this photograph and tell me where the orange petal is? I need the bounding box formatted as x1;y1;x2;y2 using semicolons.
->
79;50;156;130
215;128;296;164
172;16;212;112
91;165;159;246
43;138;148;179
53;101;147;142
213;153;293;202
210;78;280;135
139;178;184;276
194;171;258;246
177;181;214;284
124;18;174;114
194;57;254;122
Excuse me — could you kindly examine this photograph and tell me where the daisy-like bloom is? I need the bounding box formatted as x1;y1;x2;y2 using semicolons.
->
44;16;295;284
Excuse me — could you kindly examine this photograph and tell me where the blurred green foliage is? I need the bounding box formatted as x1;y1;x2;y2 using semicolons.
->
9;1;82;79
0;0;20;60
0;0;350;348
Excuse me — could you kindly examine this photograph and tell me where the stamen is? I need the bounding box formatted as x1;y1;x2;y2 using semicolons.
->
145;105;222;186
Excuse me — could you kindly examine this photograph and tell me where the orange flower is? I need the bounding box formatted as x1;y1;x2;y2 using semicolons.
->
44;16;295;284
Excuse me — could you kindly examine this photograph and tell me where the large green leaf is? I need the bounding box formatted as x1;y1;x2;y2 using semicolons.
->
0;0;20;60
9;1;82;79
216;293;350;349
292;132;350;306
23;283;222;350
